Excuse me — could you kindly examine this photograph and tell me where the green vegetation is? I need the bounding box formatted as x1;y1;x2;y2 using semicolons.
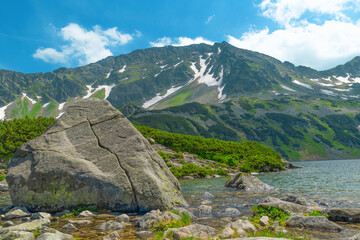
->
154;212;192;240
90;88;105;99
250;205;291;226
0;117;55;163
247;230;307;240
136;125;284;172
0;174;6;181
170;163;227;178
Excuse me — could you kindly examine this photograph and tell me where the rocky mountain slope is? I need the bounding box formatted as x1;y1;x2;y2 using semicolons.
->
1;42;360;160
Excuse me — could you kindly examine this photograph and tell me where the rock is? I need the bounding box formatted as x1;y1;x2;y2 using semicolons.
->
198;205;212;214
115;214;130;222
214;174;222;178
172;207;197;219
22;217;31;222
136;231;152;239
230;238;290;240
203;192;214;199
219;208;241;217
99;221;124;231
3;221;14;227
4;207;30;220
62;223;78;232
236;228;247;237
36;232;73;240
220;226;235;238
259;197;316;214
137;209;181;230
7;98;187;212
327;208;360;223
259;216;270;226
285;216;343;232
182;176;194;180
225;173;274;191
227;219;256;233
348;233;360;240
54;210;71;217
0;180;8;192
166;224;216;239
201;200;211;205
275;226;288;235
281;194;317;206
78;210;95;218
68;219;92;225
102;231;120;240
2;219;51;232
31;212;52;220
0;230;35;240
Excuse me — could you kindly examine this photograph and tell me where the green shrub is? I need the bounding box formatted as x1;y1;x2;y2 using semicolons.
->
157;150;171;161
250;205;290;226
170;163;216;178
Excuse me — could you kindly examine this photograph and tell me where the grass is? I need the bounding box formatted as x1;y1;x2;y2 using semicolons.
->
91;88;105;99
249;205;291;227
154;212;192;240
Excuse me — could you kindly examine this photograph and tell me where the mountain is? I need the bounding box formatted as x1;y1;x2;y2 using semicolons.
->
1;41;360;160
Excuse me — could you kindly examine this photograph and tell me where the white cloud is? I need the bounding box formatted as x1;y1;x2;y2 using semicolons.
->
150;36;214;47
206;15;215;24
228;20;360;70
259;0;360;26
33;23;139;65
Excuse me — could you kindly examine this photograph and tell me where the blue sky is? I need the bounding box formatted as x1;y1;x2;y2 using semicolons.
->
1;0;360;73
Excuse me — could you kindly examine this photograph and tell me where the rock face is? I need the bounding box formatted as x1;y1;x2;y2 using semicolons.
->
7;98;187;212
225;173;274;191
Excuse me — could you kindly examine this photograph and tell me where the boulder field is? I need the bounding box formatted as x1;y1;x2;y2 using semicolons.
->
6;98;187;212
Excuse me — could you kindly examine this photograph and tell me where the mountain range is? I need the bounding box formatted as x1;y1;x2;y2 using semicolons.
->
1;41;360;161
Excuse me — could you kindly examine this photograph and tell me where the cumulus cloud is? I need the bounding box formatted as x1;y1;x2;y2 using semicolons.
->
150;36;214;47
33;23;139;65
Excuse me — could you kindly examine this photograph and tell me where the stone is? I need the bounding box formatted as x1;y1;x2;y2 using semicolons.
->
36;232;73;240
136;231;152;239
281;194;317;206
219;208;241;217
327;208;360;223
285;216;343;232
198;205;212;214
220;226;235;238
115;214;130;222
166;224;216;240
78;210;95;218
201;200;211;205
54;210;71;217
62;223;78;232
102;231;120;240
203;192;214;199
172;207;196;219
68;219;91;225
348;233;360;240
259;197;316;214
0;180;8;192
236;228;247;237
0;230;35;240
31;212;52;220
137;209;181;230
227;219;257;233
182;176;194;180
225;173;274;191
259;216;270;226
3;221;14;227
275;226;288;235
7;98;187;212
2;219;51;232
99;221;124;231
4;207;30;220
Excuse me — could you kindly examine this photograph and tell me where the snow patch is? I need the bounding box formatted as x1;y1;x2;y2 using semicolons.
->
118;65;126;73
280;85;296;92
106;69;113;78
83;84;115;99
292;80;313;89
83;85;94;99
217;47;221;54
321;89;336;96
0;103;11;120
173;60;183;68
21;93;37;104
56;112;65;119
334;88;350;92
142;85;183;109
160;65;168;69
58;102;65;111
334;74;350;83
43;102;50;108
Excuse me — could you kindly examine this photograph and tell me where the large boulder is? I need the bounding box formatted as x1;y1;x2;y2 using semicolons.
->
285;215;343;232
259;197;318;214
7;98;187;212
327;208;360;223
225;173;274;191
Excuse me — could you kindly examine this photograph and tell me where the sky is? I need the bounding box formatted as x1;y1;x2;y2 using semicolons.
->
1;0;360;73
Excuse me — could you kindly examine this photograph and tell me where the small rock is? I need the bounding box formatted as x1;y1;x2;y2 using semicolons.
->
275;226;288;234
36;232;73;240
4;207;31;220
137;209;181;230
236;228;247;237
78;210;95;218
227;219;256;233
219;207;241;217
205;175;212;179
172;207;197;219
201;200;212;205
31;212;52;220
213;174;221;178
55;210;71;217
166;224;216;239
182;176;194;180
68;219;92;225
136;231;152;239
103;231;120;240
115;214;130;222
4;218;51;232
203;192;214;200
348;233;360;240
0;180;8;191
3;221;14;227
220;226;235;238
225;173;274;192
148;138;156;144
62;223;78;232
99;220;124;231
0;230;34;240
260;216;270;226
198;205;212;214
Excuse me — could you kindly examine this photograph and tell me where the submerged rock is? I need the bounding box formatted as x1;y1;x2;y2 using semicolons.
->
225;173;274;191
7;98;187;212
